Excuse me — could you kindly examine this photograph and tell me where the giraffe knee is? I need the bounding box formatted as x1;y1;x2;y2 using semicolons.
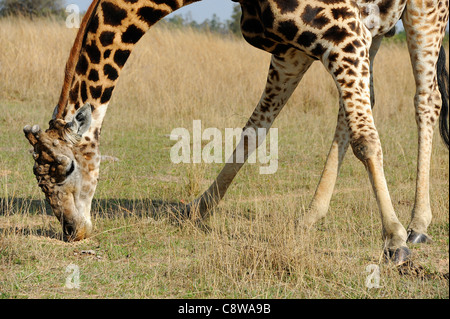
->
351;135;381;163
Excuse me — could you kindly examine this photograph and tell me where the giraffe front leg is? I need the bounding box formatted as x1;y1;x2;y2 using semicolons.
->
326;43;409;264
301;36;383;228
185;51;314;220
300;104;349;227
406;87;443;244
402;2;449;244
348;97;410;264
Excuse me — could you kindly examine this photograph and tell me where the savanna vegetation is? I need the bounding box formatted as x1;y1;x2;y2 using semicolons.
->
0;13;448;299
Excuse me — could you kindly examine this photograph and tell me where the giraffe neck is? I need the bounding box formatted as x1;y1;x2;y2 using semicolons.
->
57;0;200;140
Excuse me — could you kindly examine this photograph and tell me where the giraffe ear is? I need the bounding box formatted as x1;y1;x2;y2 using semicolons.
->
67;103;92;138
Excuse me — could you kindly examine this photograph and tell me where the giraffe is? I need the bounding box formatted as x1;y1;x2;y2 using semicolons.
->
23;0;448;265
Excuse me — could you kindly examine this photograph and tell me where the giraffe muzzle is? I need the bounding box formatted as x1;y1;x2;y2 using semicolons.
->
58;212;92;242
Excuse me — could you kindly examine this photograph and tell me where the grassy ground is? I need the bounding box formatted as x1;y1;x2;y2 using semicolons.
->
0;17;448;299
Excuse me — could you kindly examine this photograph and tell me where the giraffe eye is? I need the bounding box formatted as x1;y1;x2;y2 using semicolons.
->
66;161;75;176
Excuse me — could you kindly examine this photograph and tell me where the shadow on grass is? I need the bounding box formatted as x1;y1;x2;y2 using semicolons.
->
0;197;200;240
0;224;63;240
0;197;189;219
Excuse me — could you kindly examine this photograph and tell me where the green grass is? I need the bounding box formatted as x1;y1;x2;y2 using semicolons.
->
1;105;448;298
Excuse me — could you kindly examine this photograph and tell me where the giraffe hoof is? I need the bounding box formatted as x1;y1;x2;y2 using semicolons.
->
407;230;432;244
384;246;411;266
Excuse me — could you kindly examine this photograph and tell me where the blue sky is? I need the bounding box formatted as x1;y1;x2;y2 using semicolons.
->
64;1;448;31
65;0;236;22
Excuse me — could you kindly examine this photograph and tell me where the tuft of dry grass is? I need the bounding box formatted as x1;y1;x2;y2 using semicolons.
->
0;17;448;299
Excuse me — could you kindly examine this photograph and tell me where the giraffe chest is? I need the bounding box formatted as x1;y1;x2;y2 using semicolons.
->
239;0;407;57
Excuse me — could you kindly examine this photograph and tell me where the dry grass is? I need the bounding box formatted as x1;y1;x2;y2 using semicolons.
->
0;17;448;299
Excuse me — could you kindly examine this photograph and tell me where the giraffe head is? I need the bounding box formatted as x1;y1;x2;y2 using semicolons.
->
20;0;188;241
23;104;96;241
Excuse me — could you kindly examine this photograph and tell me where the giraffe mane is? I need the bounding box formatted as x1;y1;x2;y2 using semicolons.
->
54;0;102;120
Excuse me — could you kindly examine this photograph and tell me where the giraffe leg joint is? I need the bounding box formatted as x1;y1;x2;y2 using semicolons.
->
350;136;380;164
